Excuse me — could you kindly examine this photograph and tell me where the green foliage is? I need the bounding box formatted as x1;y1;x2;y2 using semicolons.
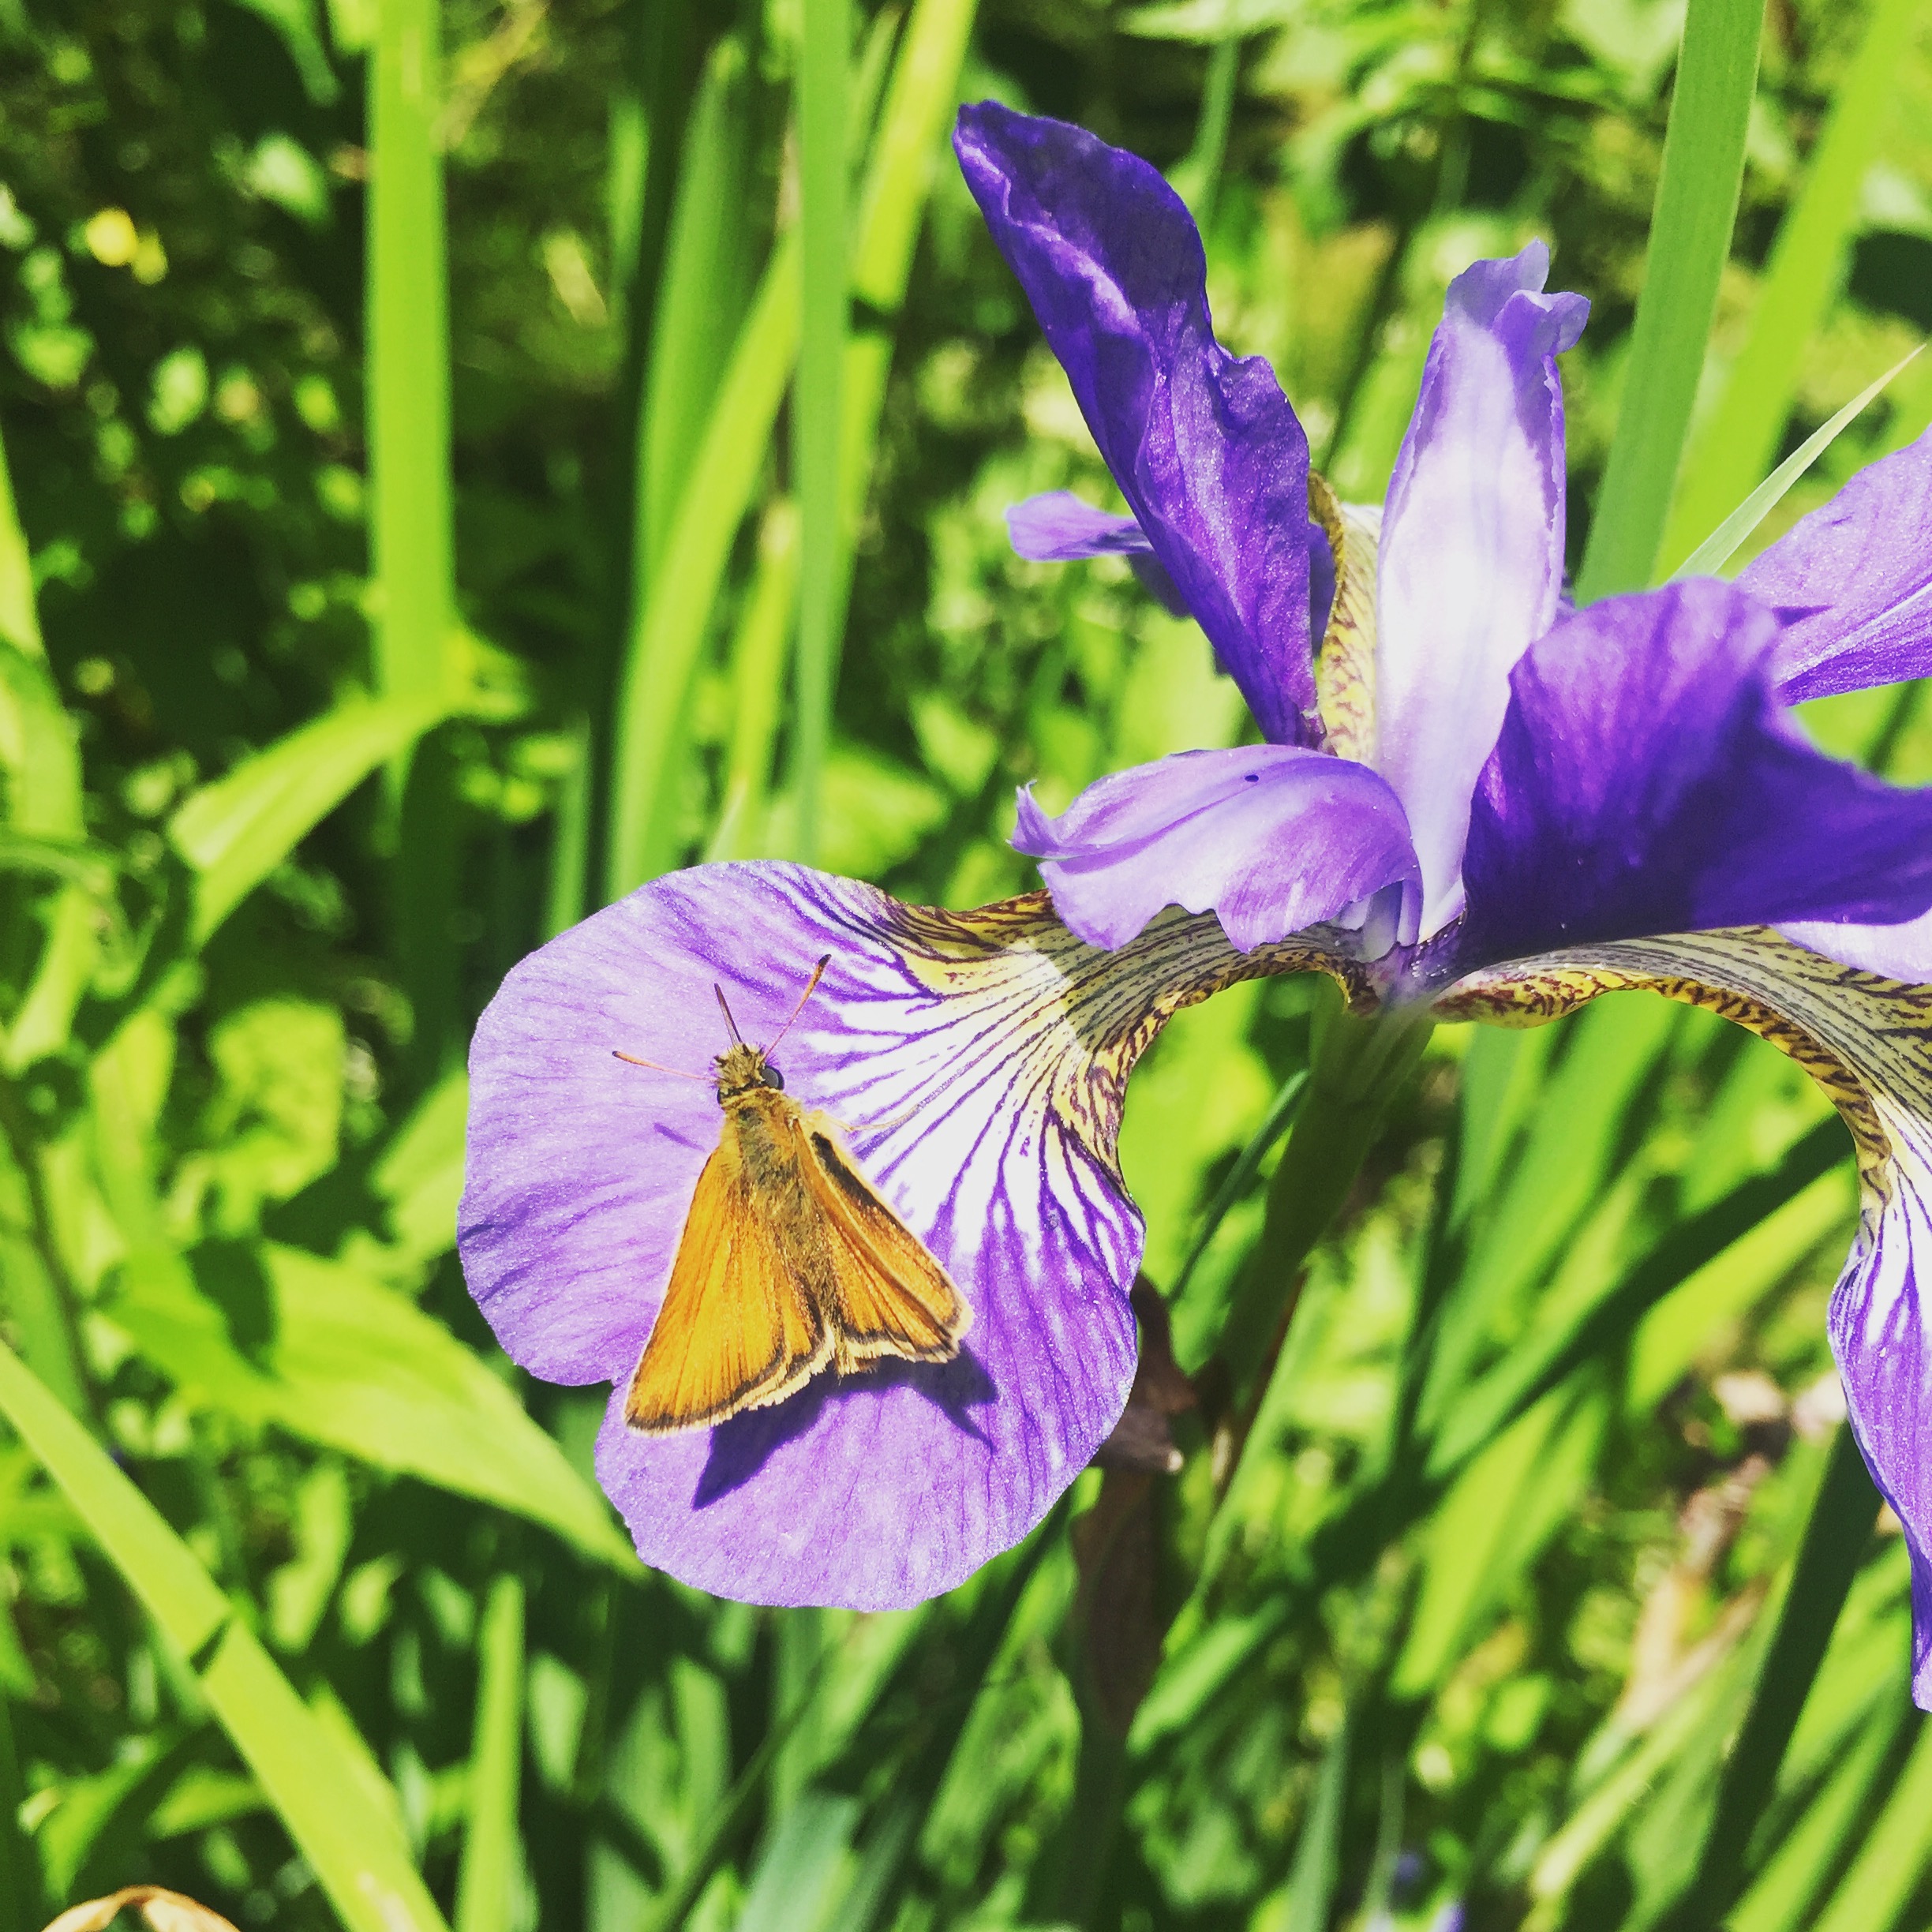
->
0;0;1929;1928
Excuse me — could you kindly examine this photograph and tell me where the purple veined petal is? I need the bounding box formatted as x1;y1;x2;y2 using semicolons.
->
1784;908;1932;984
1436;927;1932;1709
955;102;1317;746
1374;242;1589;936
459;862;1364;1609
1455;578;1932;972
1740;425;1932;704
1013;743;1420;953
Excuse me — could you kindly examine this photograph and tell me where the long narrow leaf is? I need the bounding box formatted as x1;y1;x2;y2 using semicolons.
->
1574;0;1765;602
0;1339;451;1932
455;1575;527;1932
1659;0;1920;573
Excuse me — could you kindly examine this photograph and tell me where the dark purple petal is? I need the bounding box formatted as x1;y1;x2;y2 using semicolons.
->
1740;426;1932;703
1013;744;1420;953
1457;579;1932;968
460;863;1350;1609
1375;243;1588;935
956;102;1316;745
1435;928;1932;1709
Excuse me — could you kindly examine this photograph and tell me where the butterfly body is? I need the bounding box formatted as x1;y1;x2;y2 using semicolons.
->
624;1035;970;1436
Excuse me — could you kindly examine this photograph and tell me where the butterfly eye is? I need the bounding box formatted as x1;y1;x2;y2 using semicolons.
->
761;1062;785;1091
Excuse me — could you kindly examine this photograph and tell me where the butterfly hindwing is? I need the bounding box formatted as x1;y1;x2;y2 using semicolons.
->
792;1112;970;1368
625;1127;830;1435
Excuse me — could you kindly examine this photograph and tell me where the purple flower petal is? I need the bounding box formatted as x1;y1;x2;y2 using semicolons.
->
1437;928;1932;1709
1784;908;1932;984
1740;426;1932;703
1457;579;1932;970
955;102;1317;746
1013;744;1420;953
459;863;1344;1608
1375;244;1589;935
1005;491;1192;616
1006;491;1151;561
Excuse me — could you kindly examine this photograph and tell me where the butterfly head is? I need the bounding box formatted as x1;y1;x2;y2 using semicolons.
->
715;1043;784;1102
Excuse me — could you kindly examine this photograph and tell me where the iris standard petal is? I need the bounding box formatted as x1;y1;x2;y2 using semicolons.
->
1457;580;1932;969
955;101;1317;746
1436;929;1932;1708
1013;744;1420;953
459;862;1364;1609
1740;425;1932;704
1375;243;1589;936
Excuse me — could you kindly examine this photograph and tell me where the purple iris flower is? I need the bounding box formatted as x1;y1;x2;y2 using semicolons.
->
960;101;1932;1701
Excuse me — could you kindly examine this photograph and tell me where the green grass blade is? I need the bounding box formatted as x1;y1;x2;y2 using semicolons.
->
1810;1713;1932;1932
0;1337;452;1932
792;0;850;866
0;411;42;657
368;0;453;727
1574;0;1765;603
1283;1705;1351;1932
170;693;448;944
1165;1069;1309;1306
455;1574;527;1932
605;230;800;897
1661;1423;1878;1931
706;498;802;863
638;35;759;578
1672;347;1923;578
796;0;979;853
1659;0;1920;574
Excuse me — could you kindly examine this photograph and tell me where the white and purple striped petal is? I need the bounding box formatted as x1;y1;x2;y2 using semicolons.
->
1014;745;1420;953
1455;579;1932;972
1437;930;1932;1709
955;103;1318;746
1375;245;1588;936
459;863;1358;1609
1741;425;1932;704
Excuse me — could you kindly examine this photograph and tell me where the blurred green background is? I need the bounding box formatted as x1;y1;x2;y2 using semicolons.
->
2;0;1931;1927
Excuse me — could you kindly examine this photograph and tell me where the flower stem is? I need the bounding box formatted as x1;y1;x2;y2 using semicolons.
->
1215;992;1433;1406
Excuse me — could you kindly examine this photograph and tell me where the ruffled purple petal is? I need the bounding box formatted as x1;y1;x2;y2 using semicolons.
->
1013;745;1420;953
956;102;1317;745
1374;243;1589;936
460;863;1346;1610
1740;425;1932;703
1457;579;1932;970
1436;929;1932;1708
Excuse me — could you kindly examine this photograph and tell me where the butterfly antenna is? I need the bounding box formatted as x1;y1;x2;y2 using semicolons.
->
765;954;832;1055
612;1050;710;1080
713;984;746;1047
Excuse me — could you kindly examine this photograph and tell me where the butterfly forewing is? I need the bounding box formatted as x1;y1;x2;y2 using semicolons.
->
625;1129;831;1435
792;1113;970;1367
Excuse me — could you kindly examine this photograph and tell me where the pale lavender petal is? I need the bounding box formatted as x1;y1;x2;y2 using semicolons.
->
1013;744;1420;953
1375;243;1589;936
956;102;1317;745
1784;908;1932;985
460;863;1336;1610
1437;929;1932;1708
1741;425;1932;703
1006;491;1151;560
1457;580;1932;971
1005;492;1191;616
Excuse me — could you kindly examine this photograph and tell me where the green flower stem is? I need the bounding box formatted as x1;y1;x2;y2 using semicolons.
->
1214;993;1434;1407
